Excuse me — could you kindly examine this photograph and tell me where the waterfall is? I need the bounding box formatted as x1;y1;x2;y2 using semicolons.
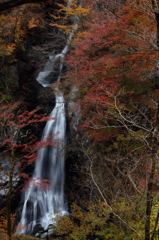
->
17;88;67;234
17;37;70;233
17;0;81;235
17;33;68;239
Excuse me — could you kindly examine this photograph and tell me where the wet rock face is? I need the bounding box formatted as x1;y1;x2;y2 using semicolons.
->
15;223;56;239
32;224;54;239
17;59;55;112
0;154;22;213
0;194;5;210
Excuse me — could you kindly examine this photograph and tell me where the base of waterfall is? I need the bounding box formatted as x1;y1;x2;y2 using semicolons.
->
17;210;68;239
33;223;54;239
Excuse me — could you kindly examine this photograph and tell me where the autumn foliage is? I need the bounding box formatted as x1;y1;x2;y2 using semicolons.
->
2;0;159;239
67;1;159;143
0;99;55;236
63;1;159;240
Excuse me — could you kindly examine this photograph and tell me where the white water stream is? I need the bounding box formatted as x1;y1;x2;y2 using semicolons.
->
17;91;67;234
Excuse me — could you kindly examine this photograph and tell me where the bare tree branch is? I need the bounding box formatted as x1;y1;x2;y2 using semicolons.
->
0;0;48;13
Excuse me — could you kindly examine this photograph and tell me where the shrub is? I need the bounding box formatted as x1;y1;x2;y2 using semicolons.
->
12;234;39;240
52;200;144;240
0;233;8;240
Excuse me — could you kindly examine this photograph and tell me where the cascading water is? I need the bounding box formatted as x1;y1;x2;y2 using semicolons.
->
17;89;67;235
17;0;81;235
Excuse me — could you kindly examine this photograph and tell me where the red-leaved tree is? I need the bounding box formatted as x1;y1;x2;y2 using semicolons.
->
0;100;55;237
65;1;159;239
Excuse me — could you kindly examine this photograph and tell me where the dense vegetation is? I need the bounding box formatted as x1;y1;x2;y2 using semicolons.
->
1;0;159;239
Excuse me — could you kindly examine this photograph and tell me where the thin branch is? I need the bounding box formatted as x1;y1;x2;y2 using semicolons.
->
81;144;142;239
0;0;47;13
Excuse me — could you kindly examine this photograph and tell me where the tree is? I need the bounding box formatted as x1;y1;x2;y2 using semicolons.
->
53;201;144;240
0;99;54;237
65;0;159;239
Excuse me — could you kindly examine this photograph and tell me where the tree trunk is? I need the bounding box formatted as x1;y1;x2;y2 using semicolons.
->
144;7;159;240
145;103;159;240
7;149;15;238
